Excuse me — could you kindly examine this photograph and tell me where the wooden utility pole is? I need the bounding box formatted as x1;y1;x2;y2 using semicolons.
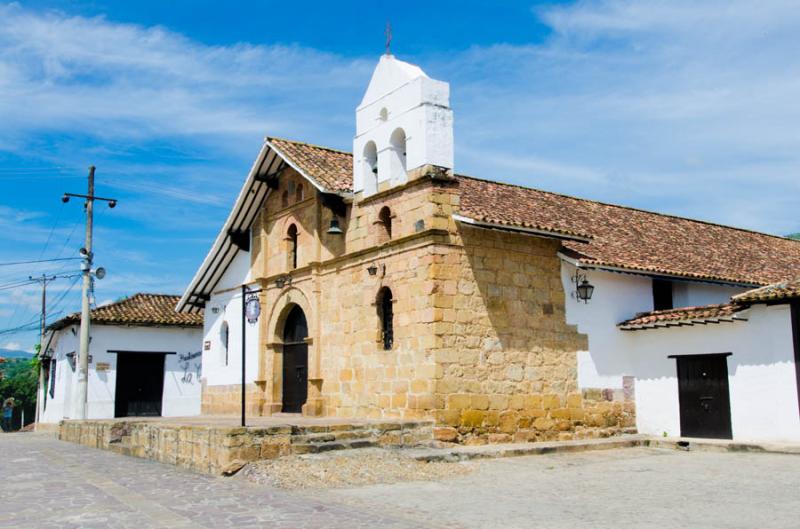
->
63;166;117;420
30;274;56;424
75;166;94;420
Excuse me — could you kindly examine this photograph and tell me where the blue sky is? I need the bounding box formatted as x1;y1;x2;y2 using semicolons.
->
1;0;799;351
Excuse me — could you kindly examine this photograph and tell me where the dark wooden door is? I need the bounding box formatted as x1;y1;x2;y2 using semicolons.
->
282;305;308;413
676;354;732;439
115;353;166;417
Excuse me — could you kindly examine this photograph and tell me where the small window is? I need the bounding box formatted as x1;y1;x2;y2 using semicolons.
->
287;224;298;269
221;321;230;366
652;279;673;311
49;359;56;398
281;190;289;208
378;206;392;240
377;287;394;350
295;183;304;202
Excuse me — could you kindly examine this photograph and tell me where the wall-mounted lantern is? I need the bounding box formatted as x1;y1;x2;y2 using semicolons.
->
573;270;595;303
327;218;343;234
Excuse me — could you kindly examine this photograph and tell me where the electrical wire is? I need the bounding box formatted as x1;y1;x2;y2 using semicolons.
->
0;257;80;267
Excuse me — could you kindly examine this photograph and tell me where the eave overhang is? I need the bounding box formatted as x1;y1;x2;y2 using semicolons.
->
177;141;281;313
452;214;591;243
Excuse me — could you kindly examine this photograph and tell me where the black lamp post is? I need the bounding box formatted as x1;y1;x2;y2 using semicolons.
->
240;284;264;427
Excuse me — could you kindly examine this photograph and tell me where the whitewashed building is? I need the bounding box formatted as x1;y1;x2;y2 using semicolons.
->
563;266;800;442
38;294;203;423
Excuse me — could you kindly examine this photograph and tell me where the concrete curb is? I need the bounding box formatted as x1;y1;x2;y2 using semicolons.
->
646;437;800;455
405;434;800;462
406;435;649;462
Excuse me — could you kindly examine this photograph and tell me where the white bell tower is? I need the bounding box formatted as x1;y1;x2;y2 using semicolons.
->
353;54;454;197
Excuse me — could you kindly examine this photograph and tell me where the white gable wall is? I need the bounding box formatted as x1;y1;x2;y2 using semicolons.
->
39;324;202;423
201;247;260;388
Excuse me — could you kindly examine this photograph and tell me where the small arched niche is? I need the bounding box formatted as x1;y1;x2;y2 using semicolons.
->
286;224;298;270
295;183;304;203
389;128;407;182
363;141;378;192
377;206;392;243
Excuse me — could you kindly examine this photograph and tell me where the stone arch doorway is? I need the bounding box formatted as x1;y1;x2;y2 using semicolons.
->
282;304;308;413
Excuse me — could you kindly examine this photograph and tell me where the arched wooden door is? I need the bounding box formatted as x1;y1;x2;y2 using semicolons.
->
282;305;308;413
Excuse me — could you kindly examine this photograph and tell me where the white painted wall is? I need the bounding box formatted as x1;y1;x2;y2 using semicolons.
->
628;304;800;442
202;286;261;387
672;281;743;307
561;261;799;442
561;265;653;390
201;246;260;388
38;324;202;423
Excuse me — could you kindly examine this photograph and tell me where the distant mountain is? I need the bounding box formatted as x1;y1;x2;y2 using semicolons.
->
787;233;800;241
0;348;33;359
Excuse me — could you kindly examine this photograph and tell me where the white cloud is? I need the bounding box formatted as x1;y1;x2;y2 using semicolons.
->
1;1;798;240
0;3;370;147
433;0;800;234
1;341;32;352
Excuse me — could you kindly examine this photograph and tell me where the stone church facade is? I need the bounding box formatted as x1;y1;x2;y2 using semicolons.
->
176;55;651;443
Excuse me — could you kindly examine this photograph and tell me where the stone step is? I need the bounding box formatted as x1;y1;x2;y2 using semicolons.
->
290;429;375;444
291;439;377;455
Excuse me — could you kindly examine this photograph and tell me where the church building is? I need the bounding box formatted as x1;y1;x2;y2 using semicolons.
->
178;54;800;444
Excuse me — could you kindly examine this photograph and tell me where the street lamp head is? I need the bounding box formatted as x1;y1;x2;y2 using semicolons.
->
94;267;106;280
108;200;117;209
61;194;70;203
576;278;595;303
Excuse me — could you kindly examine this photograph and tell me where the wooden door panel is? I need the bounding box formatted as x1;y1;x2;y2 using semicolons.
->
676;354;732;439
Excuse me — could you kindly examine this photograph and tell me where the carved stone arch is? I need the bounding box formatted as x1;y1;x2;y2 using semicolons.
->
262;286;321;416
267;287;315;344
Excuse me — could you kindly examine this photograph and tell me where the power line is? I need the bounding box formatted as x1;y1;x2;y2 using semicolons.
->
0;312;63;336
0;257;80;267
0;279;38;292
37;202;65;263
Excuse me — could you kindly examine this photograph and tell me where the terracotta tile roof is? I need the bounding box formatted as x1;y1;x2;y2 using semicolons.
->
618;303;746;330
267;137;353;193
455;175;800;285
732;278;800;304
48;294;203;331
266;138;800;286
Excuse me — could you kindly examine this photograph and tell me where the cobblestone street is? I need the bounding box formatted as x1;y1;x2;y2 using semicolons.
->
0;434;440;529
2;433;799;529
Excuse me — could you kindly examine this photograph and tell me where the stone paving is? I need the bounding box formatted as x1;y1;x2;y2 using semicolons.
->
3;433;799;529
0;433;444;529
318;446;800;529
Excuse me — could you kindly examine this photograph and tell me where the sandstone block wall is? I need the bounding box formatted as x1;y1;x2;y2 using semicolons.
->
427;226;634;443
202;167;635;443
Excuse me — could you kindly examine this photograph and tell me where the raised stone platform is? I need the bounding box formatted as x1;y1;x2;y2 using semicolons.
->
58;415;434;475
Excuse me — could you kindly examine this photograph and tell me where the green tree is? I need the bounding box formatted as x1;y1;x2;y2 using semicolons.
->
0;358;38;430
